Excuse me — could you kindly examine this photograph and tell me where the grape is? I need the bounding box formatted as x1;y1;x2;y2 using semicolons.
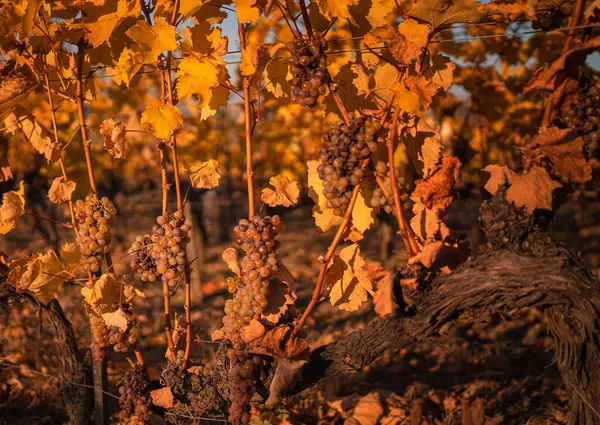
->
147;211;190;289
317;116;382;216
90;314;108;361
129;234;158;283
118;365;152;424
559;77;600;155
89;306;138;360
287;36;329;107
75;194;116;273
532;0;572;30
370;170;407;215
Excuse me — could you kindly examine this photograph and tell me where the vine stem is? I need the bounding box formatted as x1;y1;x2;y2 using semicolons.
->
297;0;313;39
238;22;256;218
374;175;412;255
387;109;418;256
24;212;72;228
164;3;193;366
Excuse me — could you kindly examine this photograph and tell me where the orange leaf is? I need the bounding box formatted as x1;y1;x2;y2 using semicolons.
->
150;387;174;408
48;177;76;204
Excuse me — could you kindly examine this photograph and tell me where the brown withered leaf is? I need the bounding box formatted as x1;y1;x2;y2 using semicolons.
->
410;156;462;211
523;127;593;183
408;0;487;29
4;113;60;163
352;391;385;425
410;203;451;241
505;166;562;214
99;118;126;159
525;36;600;93
584;0;600;20
389;20;430;65
221;247;241;276
261;174;300;208
481;164;516;195
241;319;266;343
261;263;297;324
0;181;25;235
402;119;442;177
485;0;535;21
150;387;174;408
0;158;12;182
266;357;307;407
408;240;444;268
48;177;76;204
408;239;470;273
367;262;395;319
247;325;289;357
185;159;222;189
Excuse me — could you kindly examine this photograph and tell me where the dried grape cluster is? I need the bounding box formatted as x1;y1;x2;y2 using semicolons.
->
561;82;600;153
148;211;190;288
223;215;282;337
75;194;116;273
287;36;329;107
532;0;572;29
370;164;407;214
118;365;152;424
89;307;138;361
318;117;382;215
129;234;158;283
227;345;265;425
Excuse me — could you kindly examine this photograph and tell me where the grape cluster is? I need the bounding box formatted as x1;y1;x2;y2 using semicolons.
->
370;163;407;214
561;83;600;153
129;234;158;283
287;36;329;107
75;194;116;273
89;308;138;361
227;345;264;425
148;211;190;288
222;215;282;337
532;0;573;29
118;365;152;424
317;117;382;215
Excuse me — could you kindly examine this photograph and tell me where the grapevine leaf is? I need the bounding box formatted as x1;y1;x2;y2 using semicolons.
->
315;0;360;21
408;0;487;30
235;0;260;23
372;63;400;102
523;127;593;184
76;0;141;48
8;248;64;304
262;263;297;324
240;319;266;343
176;57;221;106
366;0;397;28
505;166;562;214
113;47;143;87
404;75;441;111
266;357;307;407
481;164;515;195
392;83;421;114
60;242;80;271
150;387;175;408
240;42;283;81
402;119;442;177
99;118;126;159
4;113;60;163
584;0;600;20
102;308;129;331
48;177;76;204
141;104;183;140
326;244;373;312
184;159;222;189
410;203;451;241
81;273;122;306
398;18;431;47
352;182;376;233
0;158;12;182
366;262;395;318
222;247;241;276
261;174;300;208
0;180;25;234
410;156;462;211
125;18;177;64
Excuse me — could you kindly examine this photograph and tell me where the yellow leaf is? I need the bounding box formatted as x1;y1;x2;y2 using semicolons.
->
351;392;385;425
398;19;431;47
373;63;400;102
176;57;220;106
81;273;122;306
141;103;183;139
179;0;208;19
307;160;343;232
408;0;487;29
60;242;80;270
125;18;177;64
326;243;373;312
0;180;25;234
102;308;129;331
404;75;440;111
4;113;60;163
392;83;421;114
113;47;143;87
366;0;397;28
235;0;260;23
315;0;360;20
240;42;283;80
77;0;141;47
48;177;76;204
199;67;230;120
352;183;375;233
184;159;222;189
261;174;300;208
8;247;65;304
222;247;241;276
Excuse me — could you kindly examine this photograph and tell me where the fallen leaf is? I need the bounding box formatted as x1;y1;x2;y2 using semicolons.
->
102;308;129;331
48;177;76;204
185;159;222;189
352;392;385;425
222;247;241;276
151;387;175;408
261;175;300;208
99;118;126;159
0;158;12;182
505;166;562;214
0;181;25;234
